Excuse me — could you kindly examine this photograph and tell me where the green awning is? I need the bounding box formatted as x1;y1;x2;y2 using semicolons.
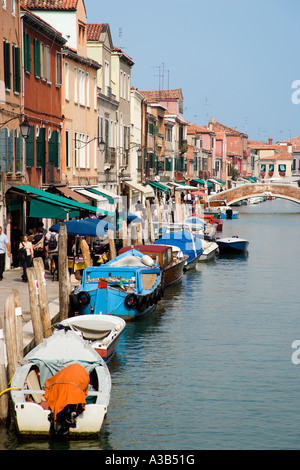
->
192;178;213;187
214;179;226;185
29;199;79;219
149;181;170;193
87;188;115;204
8;185;115;217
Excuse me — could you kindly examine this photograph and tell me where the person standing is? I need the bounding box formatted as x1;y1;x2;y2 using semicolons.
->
19;234;33;283
0;226;10;280
32;227;46;264
11;224;22;268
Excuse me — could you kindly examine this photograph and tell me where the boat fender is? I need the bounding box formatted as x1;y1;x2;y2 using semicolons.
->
125;293;138;309
136;295;147;312
153;288;159;304
141;255;154;267
77;290;91;307
69;293;80;311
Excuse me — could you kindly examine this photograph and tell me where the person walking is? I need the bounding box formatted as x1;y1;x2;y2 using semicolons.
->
19;234;33;283
32;227;46;264
11;224;22;268
45;230;59;277
0;226;10;280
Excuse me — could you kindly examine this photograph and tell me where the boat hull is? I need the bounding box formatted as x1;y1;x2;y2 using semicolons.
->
163;257;186;285
216;237;249;253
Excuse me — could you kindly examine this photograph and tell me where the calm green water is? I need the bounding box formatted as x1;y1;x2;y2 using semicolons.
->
1;198;300;450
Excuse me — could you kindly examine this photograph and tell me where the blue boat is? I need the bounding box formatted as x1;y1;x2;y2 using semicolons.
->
153;229;203;270
70;249;163;321
216;236;249;253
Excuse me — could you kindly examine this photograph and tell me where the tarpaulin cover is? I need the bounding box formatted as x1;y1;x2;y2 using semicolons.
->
44;363;89;422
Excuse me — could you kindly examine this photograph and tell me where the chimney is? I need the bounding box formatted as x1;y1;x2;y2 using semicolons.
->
268;138;273;145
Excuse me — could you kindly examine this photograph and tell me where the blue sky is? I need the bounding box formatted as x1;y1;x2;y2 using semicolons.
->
85;0;300;143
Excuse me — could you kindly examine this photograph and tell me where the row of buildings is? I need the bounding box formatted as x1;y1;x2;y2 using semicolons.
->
1;0;300;239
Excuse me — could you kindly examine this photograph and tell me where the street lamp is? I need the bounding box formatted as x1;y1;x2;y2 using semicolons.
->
20;116;31;140
98;139;106;152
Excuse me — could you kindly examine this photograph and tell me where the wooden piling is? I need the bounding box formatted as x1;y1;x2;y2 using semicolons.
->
4;293;18;382
27;267;43;346
58;224;70;321
146;200;154;243
12;289;23;363
122;220;128;247
33;258;52;338
0;317;8;422
137;223;143;245
107;229;116;260
80;238;92;268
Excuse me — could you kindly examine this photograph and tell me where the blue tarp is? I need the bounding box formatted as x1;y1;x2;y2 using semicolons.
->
154;230;202;263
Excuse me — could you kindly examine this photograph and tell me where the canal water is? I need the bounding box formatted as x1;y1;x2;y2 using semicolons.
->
1;198;300;450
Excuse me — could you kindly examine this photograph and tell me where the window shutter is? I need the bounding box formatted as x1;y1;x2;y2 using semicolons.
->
26;126;34;167
0;129;8;172
4;41;11;90
15;130;23;173
24;32;31;73
13;45;21;93
48;130;59;167
34;38;40;77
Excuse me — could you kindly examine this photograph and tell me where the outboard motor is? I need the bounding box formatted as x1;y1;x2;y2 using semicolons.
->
226;208;233;219
48;404;84;437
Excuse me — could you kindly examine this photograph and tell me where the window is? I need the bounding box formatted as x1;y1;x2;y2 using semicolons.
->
86;134;90;167
79;133;85;167
94;76;97;109
79;68;85;105
56;51;62;86
74;132;78;167
2;0;6;9
86;72;89;107
94;137;97;169
11;0;15;15
40;43;50;81
74;66;78;103
24;32;31;73
105;61;109;96
3;40;10;90
12;45;20;93
165;127;172;142
65;61;69;100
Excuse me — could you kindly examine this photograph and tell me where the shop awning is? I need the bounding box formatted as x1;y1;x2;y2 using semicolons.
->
123;181;155;198
149;181;170;193
192;178;213;188
49;185;90;204
209;178;226;186
8;185;114;217
29;199;80;219
86;187;121;204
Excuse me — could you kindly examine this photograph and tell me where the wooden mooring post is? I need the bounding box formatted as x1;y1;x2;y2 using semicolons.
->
58;223;71;321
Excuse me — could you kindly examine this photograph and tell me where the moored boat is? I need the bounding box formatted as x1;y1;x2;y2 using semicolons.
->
119;244;188;287
10;329;111;437
70;249;163;321
55;314;126;362
216;236;249;253
154;229;203;270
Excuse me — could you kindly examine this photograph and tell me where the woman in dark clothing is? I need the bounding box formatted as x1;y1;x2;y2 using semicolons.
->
19;234;33;282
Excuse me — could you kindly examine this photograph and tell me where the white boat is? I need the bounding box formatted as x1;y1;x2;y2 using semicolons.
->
10;329;111;437
249;196;264;204
56;314;126;362
216;236;249;253
197;238;219;262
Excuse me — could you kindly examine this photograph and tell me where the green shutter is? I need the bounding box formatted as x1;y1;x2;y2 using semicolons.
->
15;130;23;173
24;32;31;73
26;126;34;167
48;130;59;167
13;45;21;93
34;38;40;77
7;131;13;172
4;41;11;90
66;130;69;167
0;128;8;172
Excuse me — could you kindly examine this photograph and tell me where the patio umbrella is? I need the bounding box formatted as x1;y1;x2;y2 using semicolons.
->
50;217;116;237
191;191;207;197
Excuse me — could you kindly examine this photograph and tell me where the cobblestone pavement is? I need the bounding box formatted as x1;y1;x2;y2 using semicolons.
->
0;266;59;324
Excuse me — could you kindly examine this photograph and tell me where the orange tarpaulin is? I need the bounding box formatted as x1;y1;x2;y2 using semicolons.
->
44;363;89;422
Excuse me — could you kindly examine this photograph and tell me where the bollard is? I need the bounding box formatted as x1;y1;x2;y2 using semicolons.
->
122;220;128;247
80;238;92;268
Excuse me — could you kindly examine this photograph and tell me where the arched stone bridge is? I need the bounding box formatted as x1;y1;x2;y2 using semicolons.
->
208;183;300;205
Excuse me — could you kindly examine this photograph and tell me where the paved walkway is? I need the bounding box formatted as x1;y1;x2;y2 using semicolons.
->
0;266;60;324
